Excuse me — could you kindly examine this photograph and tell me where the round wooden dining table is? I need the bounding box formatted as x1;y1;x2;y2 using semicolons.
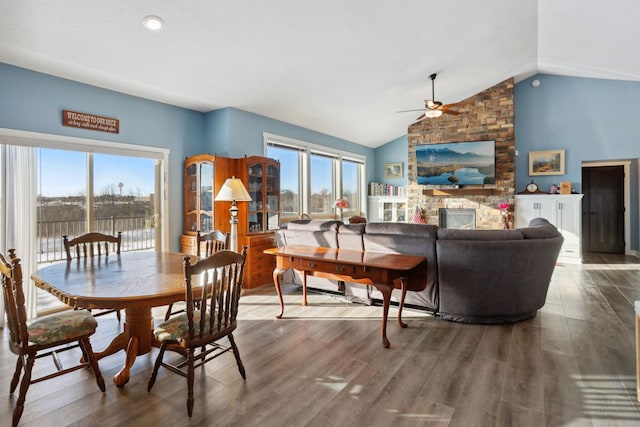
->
31;251;194;387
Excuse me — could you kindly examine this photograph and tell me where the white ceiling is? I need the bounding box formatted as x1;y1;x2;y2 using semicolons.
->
1;0;639;148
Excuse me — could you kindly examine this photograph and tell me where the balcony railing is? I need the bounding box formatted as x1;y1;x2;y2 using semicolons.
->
37;216;156;263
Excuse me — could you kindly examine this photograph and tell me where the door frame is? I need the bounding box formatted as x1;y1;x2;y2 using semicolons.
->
581;160;630;255
0;127;170;252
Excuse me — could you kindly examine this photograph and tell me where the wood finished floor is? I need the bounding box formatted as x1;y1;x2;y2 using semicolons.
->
2;252;640;426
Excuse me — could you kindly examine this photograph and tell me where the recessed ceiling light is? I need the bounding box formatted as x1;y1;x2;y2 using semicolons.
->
143;15;164;31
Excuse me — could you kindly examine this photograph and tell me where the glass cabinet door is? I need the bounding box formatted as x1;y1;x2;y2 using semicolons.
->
199;162;214;233
183;158;215;234
184;163;199;232
396;202;406;222
247;161;264;233
265;163;280;231
243;158;280;234
383;202;393;221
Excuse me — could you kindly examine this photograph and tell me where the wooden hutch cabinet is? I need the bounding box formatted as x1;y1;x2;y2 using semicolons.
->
234;156;280;288
180;154;280;289
180;154;233;255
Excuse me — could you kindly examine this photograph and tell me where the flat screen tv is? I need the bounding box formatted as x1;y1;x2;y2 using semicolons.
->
416;140;495;185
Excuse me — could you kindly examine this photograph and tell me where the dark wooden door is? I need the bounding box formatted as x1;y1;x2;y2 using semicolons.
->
581;165;624;253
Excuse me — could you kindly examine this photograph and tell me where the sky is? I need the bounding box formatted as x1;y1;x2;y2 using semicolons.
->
38;148;155;197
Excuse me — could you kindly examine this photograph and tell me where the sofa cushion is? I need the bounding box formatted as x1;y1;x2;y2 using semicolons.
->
363;222;439;311
338;223;366;251
286;219;342;231
519;218;562;239
365;222;439;238
276;219;342;248
437;228;523;241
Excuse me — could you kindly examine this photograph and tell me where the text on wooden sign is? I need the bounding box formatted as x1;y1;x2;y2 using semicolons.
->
62;110;120;134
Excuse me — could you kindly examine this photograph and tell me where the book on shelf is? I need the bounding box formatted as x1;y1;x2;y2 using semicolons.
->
368;182;406;197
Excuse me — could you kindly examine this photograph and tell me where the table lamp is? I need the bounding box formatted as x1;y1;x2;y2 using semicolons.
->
334;197;350;221
214;177;252;252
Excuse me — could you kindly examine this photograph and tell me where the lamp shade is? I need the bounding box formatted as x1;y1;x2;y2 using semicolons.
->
215;177;252;202
334;198;350;209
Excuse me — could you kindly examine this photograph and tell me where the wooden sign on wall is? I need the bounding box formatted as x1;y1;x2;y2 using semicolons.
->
62;110;120;134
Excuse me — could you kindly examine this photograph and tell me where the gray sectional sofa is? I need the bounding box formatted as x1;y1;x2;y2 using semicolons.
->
275;217;563;324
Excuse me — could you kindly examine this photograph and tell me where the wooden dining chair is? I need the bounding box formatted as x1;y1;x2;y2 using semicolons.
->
164;230;229;320
148;247;248;417
1;249;106;427
196;229;229;258
63;232;123;321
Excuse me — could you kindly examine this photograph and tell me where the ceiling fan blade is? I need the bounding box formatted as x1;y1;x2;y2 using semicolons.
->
415;113;426;121
441;109;461;115
441;101;469;109
397;108;428;113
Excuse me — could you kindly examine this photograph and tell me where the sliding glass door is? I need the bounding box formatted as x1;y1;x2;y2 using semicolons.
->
36;148;160;314
37;149;158;262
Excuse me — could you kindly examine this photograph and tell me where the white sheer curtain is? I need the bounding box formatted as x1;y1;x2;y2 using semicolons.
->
0;144;38;323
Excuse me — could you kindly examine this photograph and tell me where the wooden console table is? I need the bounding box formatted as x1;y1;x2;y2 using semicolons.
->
264;246;427;348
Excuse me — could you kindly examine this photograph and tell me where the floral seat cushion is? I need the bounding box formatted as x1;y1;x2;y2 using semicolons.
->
27;310;98;346
154;311;212;343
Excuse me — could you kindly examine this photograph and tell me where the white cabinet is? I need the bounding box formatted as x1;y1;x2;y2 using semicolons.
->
368;196;408;223
515;194;583;262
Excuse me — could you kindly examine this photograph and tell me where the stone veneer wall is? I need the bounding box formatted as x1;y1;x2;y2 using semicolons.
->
407;78;515;229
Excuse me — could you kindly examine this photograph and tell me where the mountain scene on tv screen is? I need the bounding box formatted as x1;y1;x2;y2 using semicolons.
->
416;141;496;185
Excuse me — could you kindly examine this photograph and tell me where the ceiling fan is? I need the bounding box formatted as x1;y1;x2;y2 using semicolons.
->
398;73;466;121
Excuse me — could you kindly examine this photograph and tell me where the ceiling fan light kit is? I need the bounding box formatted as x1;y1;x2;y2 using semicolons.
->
399;72;465;121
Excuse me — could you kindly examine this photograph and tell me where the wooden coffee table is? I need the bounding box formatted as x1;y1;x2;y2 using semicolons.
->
264;245;427;348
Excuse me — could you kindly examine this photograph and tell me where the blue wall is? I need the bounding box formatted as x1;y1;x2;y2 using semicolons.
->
515;74;640;250
374;134;408;189
515;74;640;193
0;62;204;250
0;62;377;250
204;108;376;184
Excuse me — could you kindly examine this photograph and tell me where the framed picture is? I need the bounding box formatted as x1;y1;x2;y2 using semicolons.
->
384;162;403;178
529;149;565;176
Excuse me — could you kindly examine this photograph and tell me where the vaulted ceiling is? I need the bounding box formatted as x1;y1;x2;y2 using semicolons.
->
1;1;638;148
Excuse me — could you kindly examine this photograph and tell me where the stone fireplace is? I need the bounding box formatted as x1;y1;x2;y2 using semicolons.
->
407;78;516;229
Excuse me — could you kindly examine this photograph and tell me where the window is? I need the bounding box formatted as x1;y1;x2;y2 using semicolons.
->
265;133;365;221
309;152;334;215
342;158;361;213
265;144;302;218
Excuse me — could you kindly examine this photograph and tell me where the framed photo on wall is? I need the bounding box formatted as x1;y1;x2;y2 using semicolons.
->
529;149;565;176
384;162;403;178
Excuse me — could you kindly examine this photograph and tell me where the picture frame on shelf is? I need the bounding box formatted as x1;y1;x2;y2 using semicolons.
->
529;149;565;176
384;162;403;179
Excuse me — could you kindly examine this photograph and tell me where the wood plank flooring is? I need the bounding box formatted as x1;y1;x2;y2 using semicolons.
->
2;252;640;426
